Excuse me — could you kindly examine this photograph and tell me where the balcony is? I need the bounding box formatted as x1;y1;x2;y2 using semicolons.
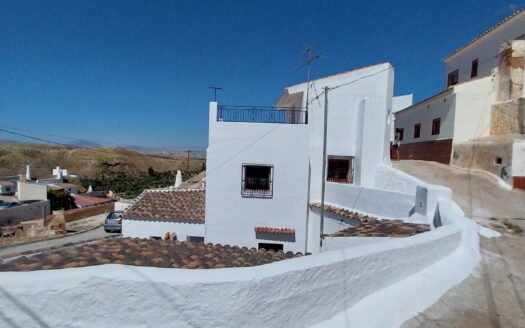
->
217;105;308;124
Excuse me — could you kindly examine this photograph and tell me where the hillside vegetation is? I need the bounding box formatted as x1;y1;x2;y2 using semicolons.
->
0;142;205;178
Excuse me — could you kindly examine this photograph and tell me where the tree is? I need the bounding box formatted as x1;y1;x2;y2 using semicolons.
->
147;166;155;176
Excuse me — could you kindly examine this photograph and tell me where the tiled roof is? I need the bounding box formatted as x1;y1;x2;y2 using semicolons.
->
255;226;295;235
443;7;525;60
124;189;205;223
310;203;430;237
0;237;305;271
73;194;111;207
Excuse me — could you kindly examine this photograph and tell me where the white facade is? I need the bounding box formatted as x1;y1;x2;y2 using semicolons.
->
17;181;48;201
122;220;204;241
391;94;414;141
206;102;310;252
444;9;525;85
205;63;430;253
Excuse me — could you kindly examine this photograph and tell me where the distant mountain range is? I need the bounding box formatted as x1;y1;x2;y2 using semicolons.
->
0;141;205;178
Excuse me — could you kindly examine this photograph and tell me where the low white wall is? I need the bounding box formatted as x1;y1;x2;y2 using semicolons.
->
114;201;132;212
324;182;415;219
0;223;462;328
17;182;47;201
512;139;525;177
323;236;393;251
0;200;50;225
122;219;205;241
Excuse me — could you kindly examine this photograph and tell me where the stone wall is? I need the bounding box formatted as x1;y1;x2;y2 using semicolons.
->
491;98;525;135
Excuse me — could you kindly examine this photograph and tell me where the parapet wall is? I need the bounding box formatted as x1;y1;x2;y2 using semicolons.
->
0;222;463;328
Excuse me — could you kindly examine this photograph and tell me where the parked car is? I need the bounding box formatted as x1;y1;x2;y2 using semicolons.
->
104;211;124;233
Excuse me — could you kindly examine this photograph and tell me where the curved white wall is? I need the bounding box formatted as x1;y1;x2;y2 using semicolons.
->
0;222;466;328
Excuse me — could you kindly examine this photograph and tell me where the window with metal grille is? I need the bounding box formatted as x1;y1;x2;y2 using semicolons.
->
327;156;354;184
414;123;421;138
432;118;441;135
242;164;273;198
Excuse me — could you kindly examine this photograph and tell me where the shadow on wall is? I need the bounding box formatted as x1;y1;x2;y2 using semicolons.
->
255;232;296;243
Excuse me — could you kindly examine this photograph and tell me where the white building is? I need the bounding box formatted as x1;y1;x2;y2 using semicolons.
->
0;181;15;195
395;9;525;189
17;181;48;201
122;189;205;242
444;8;525;87
205;63;445;253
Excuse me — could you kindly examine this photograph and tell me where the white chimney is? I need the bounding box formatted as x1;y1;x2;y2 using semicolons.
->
25;165;32;181
174;170;183;188
87;185;93;193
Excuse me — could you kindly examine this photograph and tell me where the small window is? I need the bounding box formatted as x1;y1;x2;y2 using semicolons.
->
495;157;502;165
150;236;162;240
414;123;421;138
258;243;283;252
432;118;441;135
447;70;459;88
187;236;205;243
327;156;354;184
471;59;478;78
242;164;273;198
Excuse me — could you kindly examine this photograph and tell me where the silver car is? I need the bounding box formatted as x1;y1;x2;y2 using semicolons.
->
104;211;124;233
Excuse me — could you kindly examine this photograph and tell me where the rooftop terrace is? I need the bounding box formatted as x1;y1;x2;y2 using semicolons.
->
217;105;308;124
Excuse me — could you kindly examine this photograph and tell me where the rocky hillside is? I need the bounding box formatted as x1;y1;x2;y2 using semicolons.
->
0;141;205;178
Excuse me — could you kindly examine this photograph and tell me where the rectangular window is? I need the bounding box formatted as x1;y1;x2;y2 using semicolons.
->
327;155;354;184
414;123;421;138
471;59;478;78
432;118;441;135
187;236;205;243
447;70;459;88
396;128;404;141
258;243;283;252
242;164;273;198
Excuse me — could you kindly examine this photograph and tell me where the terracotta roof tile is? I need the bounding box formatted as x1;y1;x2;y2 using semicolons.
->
124;189;205;223
0;237;304;271
310;203;430;238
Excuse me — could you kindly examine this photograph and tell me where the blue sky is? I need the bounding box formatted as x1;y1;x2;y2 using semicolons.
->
1;0;523;149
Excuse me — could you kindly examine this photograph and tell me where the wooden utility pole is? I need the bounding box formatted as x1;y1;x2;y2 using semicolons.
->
320;86;329;247
186;150;191;171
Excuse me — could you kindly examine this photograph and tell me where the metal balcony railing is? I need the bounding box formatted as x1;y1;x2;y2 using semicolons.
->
217;105;308;124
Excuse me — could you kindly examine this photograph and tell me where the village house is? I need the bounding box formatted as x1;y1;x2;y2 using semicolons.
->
0;181;15;195
122;188;205;242
204;62;444;253
395;8;525;189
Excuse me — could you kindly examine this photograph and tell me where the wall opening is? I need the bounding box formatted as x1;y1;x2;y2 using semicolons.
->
327;155;354;184
258;242;283;252
187;236;205;243
495;157;503;165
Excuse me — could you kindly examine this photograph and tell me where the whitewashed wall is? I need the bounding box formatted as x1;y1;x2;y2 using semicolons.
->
391;94;414;140
512;140;525;177
394;90;455;145
0;223;465;328
122;219;204;241
16;181;47;201
453;75;495;143
285;63;394;195
444;11;525;85
206;102;310;252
